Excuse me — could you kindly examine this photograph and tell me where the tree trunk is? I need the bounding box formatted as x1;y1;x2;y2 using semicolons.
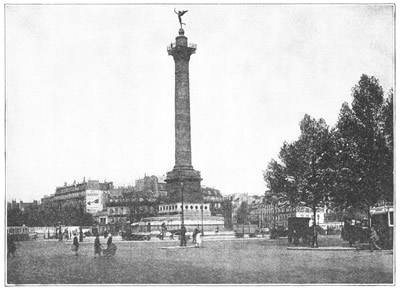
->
311;156;318;248
312;202;318;248
367;202;371;228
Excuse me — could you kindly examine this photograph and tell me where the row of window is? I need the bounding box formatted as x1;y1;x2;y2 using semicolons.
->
108;207;127;215
266;213;320;221
159;204;209;211
108;198;155;203
265;207;316;214
109;217;126;223
105;202;221;214
52;192;84;201
108;205;156;215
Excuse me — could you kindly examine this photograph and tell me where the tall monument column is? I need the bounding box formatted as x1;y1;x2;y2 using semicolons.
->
170;29;196;170
165;27;202;204
139;13;224;233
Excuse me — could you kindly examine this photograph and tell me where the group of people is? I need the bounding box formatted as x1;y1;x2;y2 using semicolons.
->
159;223;203;248
71;232;113;258
181;226;203;248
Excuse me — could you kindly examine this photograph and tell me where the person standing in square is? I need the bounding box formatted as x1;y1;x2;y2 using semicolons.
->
180;226;186;246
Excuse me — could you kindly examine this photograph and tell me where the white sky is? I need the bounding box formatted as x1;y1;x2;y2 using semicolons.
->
5;3;394;202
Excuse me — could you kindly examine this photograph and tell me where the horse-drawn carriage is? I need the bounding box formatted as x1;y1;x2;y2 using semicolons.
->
287;217;312;245
341;220;369;247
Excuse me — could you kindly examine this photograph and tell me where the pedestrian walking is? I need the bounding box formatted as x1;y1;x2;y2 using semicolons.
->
59;227;63;241
192;228;199;244
161;223;167;240
293;229;300;246
195;231;203;248
7;235;16;258
370;227;382;252
72;233;79;256
180;226;187;246
107;233;113;249
79;228;84;242
94;234;102;258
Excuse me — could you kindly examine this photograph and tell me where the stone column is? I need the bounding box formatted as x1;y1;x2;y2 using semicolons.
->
166;29;202;204
168;29;196;170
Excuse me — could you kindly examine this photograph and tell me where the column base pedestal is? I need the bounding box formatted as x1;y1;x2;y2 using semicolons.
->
165;168;202;203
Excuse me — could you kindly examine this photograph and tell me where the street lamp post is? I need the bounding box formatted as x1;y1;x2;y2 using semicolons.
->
260;206;264;237
180;181;186;246
201;202;204;235
180;182;184;229
311;155;318;248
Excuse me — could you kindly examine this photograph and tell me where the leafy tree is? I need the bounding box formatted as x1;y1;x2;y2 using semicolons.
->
236;201;249;224
289;115;336;247
331;102;361;211
11;200;96;227
380;89;393;201
264;159;290;196
263;74;393;246
334;75;393;220
38;202;62;226
264;114;336;247
80;213;94;226
7;207;24;226
22;204;42;226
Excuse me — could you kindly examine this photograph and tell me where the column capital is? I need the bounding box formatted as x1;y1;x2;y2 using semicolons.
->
168;45;196;62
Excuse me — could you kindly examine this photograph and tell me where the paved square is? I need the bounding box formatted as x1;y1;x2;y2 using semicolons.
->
7;236;393;284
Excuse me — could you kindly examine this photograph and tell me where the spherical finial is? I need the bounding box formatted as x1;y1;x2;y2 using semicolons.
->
179;29;185;35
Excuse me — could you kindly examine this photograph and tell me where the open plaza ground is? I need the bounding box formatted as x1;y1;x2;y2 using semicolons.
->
7;235;393;285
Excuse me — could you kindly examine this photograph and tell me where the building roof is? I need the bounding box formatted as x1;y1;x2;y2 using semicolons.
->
54;180;113;196
202;187;224;202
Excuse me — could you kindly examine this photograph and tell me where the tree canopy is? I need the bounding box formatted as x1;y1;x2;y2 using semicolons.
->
264;74;393;223
334;75;393;212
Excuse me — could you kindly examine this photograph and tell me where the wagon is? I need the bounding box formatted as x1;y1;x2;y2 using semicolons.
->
234;224;258;238
122;232;151;241
287;217;311;245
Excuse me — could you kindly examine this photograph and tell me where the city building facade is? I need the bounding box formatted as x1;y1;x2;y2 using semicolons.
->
93;185;160;234
229;193;265;226
41;179;113;214
135;175;167;199
264;201;327;230
7;199;39;212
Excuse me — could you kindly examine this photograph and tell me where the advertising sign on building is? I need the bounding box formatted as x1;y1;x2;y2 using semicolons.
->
86;190;103;214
